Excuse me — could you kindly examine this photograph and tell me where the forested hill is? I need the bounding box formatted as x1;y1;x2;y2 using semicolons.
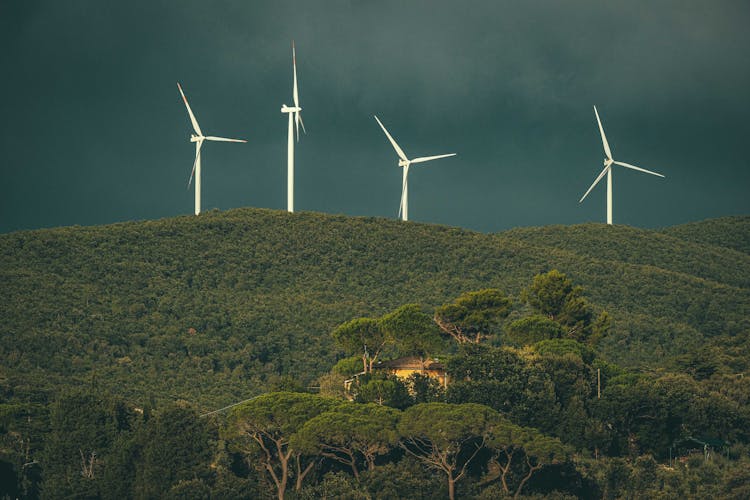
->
1;208;748;410
660;215;750;255
501;223;750;289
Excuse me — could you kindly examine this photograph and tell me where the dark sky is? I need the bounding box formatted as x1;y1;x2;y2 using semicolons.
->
1;0;748;234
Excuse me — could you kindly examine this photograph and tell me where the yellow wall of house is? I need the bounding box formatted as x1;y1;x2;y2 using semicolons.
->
389;368;448;388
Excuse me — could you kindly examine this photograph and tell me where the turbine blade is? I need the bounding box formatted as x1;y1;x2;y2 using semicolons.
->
177;83;203;136
374;115;408;162
292;41;300;109
613;160;665;178
594;106;612;160
205;136;247;143
187;141;204;188
297;112;306;135
410;153;457;164
295;112;300;142
579;165;610;203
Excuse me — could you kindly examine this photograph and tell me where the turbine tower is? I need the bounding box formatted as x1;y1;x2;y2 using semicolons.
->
374;115;456;221
280;41;306;213
177;83;247;215
579;106;665;225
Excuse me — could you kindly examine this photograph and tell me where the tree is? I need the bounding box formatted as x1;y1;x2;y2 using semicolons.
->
506;315;565;345
434;289;512;344
134;404;212;499
522;270;593;341
512;427;570;498
332;317;389;374
484;418;571;498
355;374;412;409
360;457;445;499
483;417;527;494
398;402;498;500
381;304;443;368
445;344;563;433
407;373;445;404
225;392;336;500
292;403;400;480
41;391;138;499
0;402;48;499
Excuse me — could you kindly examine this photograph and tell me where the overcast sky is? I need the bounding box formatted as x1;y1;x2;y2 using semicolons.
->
1;0;748;234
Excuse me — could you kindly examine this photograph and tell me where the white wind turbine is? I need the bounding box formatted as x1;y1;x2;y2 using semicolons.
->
374;115;456;221
579;106;665;225
280;41;306;213
177;83;247;215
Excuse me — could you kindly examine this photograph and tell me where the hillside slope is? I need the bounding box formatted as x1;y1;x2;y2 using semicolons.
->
1;209;747;411
501;223;750;289
661;215;750;255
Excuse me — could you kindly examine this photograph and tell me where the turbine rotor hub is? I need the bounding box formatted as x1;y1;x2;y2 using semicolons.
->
280;104;300;113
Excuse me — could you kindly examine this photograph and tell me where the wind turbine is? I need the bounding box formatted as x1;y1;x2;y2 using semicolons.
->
579;106;664;225
374;115;456;221
177;83;247;215
280;41;306;213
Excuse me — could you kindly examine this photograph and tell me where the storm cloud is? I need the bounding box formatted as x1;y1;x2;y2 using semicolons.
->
1;0;748;232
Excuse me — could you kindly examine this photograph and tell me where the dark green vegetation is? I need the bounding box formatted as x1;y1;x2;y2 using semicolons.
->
660;216;750;255
1;209;749;498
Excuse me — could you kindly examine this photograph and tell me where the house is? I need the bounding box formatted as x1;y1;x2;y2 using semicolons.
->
375;356;449;389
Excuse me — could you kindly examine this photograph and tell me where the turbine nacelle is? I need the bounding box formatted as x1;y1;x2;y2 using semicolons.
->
281;104;301;114
190;134;204;143
398;159;410;168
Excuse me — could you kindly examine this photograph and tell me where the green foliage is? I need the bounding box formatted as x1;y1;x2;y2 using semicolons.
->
522;270;594;341
332;317;386;373
0;209;749;498
297;471;369;500
507;220;750;287
360;457;446;499
292;403;400;477
592;373;749;459
354;374;412;409
226;392;335;443
674;345;726;380
165;479;211;500
506;315;565;345
332;356;365;377
532;339;596;365
134;404;213;499
661;215;750;255
380;303;443;360
398;402;499;448
446;344;556;430
0;210;747;412
434;289;513;343
398;403;500;500
40;390;140;499
225;392;337;498
406;373;446;404
317;372;348;399
0;402;47;498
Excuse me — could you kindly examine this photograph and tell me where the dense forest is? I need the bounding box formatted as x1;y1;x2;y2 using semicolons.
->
0;209;748;498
